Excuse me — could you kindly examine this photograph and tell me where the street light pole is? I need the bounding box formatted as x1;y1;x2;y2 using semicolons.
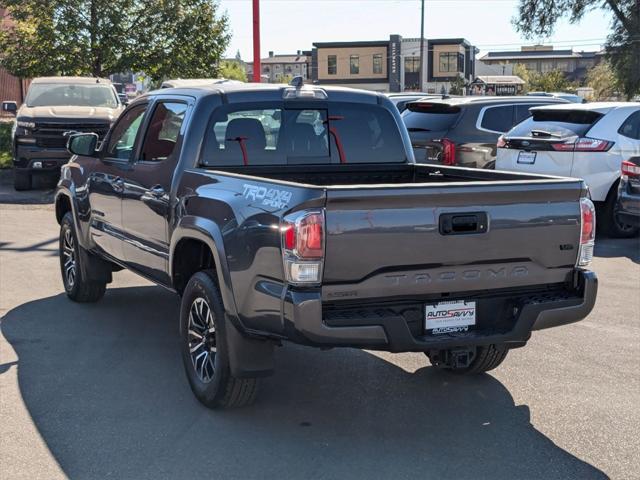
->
419;0;425;91
252;0;261;83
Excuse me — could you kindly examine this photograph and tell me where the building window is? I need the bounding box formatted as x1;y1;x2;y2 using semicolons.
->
327;55;337;75
556;60;570;72
541;61;554;73
373;54;383;74
439;52;459;73
350;55;359;74
263;66;270;74
404;56;420;73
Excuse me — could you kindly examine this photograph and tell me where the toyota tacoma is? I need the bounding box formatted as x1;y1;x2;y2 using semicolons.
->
55;82;598;408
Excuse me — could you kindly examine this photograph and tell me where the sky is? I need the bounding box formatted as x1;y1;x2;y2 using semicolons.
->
217;0;613;60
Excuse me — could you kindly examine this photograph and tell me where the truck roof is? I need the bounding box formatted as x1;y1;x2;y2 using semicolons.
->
31;76;112;84
146;82;384;104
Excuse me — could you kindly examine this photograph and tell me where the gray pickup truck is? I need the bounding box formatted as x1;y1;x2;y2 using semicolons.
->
55;83;597;408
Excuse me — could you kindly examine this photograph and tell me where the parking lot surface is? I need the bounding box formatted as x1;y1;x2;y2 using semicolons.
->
1;203;638;480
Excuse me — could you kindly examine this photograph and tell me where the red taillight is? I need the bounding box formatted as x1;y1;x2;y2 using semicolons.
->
552;137;613;152
496;135;506;148
580;199;595;244
441;138;456;165
296;213;323;258
282;211;324;259
621;160;640;177
281;210;325;284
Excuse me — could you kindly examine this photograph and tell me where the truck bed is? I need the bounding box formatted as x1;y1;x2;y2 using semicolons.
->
208;163;561;187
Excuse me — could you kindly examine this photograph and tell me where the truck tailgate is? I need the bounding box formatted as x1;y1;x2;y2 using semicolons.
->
322;179;584;300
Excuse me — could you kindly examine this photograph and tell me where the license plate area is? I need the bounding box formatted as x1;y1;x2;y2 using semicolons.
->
425;300;476;335
517;151;536;164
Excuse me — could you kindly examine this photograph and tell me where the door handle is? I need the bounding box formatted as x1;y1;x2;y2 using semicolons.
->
439;212;488;235
113;176;124;192
149;185;166;198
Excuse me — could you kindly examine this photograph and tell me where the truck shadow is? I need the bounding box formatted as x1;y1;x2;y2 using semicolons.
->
594;236;639;264
1;286;608;480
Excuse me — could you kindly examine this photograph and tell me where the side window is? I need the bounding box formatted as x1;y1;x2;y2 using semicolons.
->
139;102;187;162
618;111;640;140
106;105;147;160
480;105;515;133
514;104;540;125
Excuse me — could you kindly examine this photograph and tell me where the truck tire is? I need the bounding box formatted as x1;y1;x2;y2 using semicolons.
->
427;344;508;375
14;170;32;191
59;212;106;302
600;193;639;238
179;270;258;409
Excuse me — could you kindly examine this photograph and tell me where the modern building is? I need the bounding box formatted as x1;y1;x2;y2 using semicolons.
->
478;45;604;83
246;51;311;83
310;35;477;93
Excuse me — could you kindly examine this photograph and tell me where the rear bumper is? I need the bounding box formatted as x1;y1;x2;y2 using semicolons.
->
616;188;640;227
282;270;597;352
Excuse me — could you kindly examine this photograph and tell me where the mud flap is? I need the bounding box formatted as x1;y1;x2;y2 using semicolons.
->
225;315;275;378
78;248;113;284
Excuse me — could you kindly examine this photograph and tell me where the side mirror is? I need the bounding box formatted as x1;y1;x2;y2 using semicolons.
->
67;133;99;157
2;101;18;115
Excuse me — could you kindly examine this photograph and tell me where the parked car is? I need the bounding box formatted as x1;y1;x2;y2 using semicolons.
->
616;157;640;227
2;76;123;190
402;96;568;169
56;83;597;409
527;92;584;103
496;102;640;237
386;93;445;113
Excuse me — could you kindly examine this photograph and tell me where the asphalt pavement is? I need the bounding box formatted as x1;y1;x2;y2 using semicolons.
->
1;202;639;480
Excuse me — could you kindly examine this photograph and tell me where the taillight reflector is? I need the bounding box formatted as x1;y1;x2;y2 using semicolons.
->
281;210;325;285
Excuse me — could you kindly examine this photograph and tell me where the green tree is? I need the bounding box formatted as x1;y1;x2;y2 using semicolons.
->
449;74;466;95
0;0;230;82
587;61;621;100
219;60;247;82
528;70;573;93
512;63;531;93
514;0;640;99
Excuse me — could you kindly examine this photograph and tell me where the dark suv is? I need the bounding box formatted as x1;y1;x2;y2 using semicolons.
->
402;96;568;169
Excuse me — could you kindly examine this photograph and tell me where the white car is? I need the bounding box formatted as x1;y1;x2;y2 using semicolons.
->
496;102;640;237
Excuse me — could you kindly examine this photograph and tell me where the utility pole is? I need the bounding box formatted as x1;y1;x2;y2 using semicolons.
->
252;0;261;83
418;0;425;91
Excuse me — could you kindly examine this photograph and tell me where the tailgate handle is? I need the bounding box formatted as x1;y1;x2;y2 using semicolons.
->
439;213;488;235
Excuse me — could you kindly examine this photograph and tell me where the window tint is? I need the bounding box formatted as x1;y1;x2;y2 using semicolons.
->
139;102;187;162
402;107;460;132
329;104;406;164
618;111;640;140
106;105;147;160
480;105;514;133
201;103;406;166
506;109;603;138
203;107;328;166
514;104;536;125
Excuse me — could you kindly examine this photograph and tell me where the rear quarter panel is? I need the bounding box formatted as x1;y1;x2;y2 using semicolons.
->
173;169;325;333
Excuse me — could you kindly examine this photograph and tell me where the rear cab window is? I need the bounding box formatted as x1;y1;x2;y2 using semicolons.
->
200;101;406;166
506;109;604;139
